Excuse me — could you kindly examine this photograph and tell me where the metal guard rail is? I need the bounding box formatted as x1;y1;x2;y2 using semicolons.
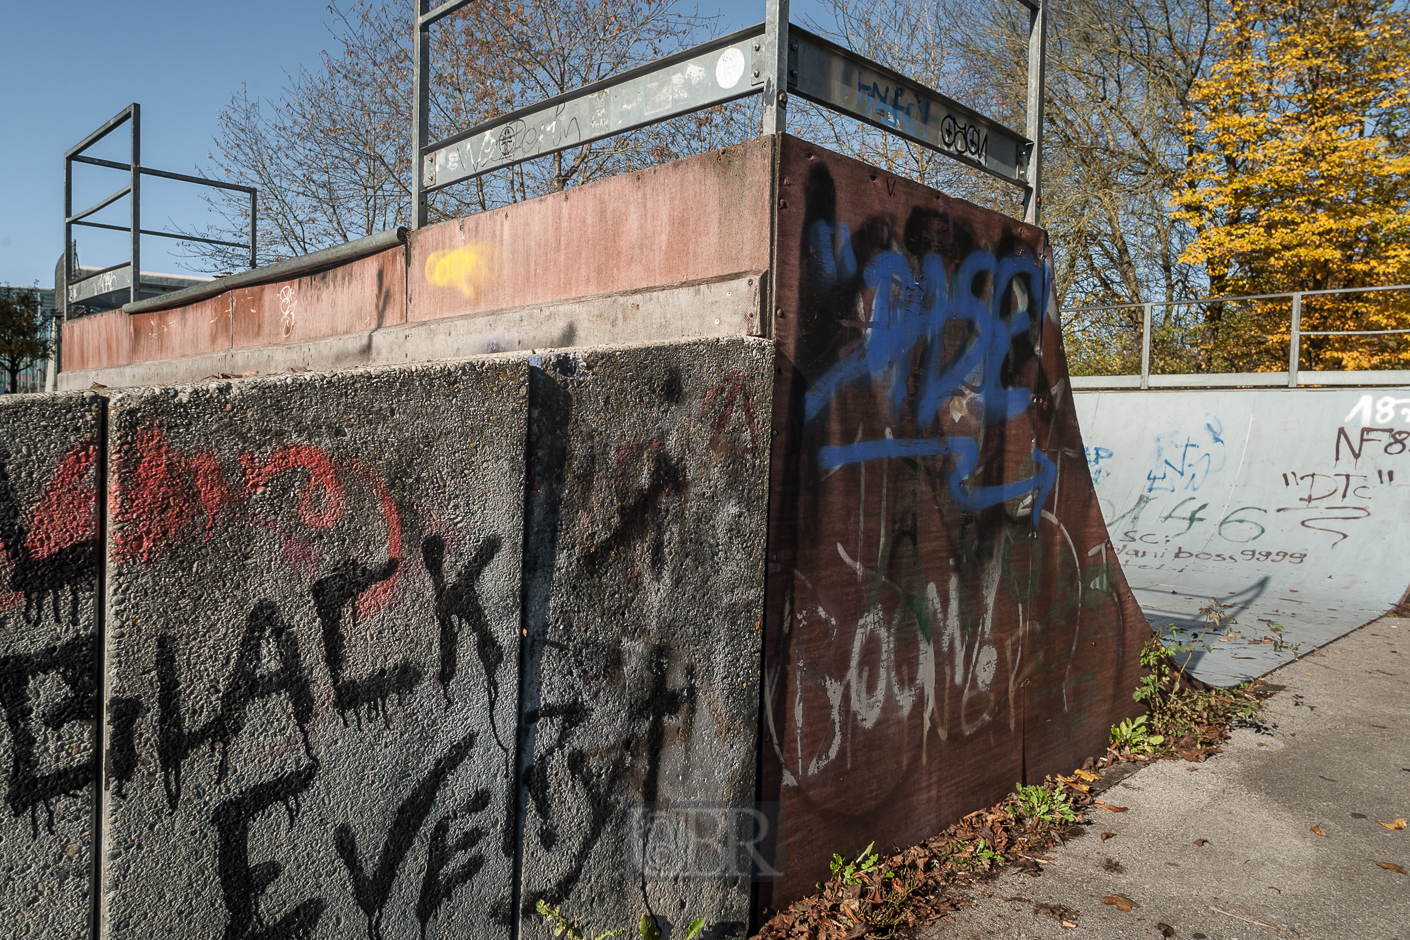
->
409;0;1049;227
1066;284;1410;389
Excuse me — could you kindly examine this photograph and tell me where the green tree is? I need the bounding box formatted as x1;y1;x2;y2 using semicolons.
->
0;286;51;394
1173;0;1410;370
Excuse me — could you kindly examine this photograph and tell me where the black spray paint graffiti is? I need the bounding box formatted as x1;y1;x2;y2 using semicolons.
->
147;540;508;937
335;730;484;940
311;558;423;722
0;639;143;834
157;600;318;811
0;440;101;629
214;764;326;940
522;642;697;916
0;635;94;835
210;732;491;940
421;534;504;717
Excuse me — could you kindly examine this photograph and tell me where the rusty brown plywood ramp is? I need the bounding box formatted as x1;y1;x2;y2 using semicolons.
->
757;138;1148;913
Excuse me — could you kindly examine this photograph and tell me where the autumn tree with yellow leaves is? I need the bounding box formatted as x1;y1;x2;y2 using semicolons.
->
1172;0;1410;371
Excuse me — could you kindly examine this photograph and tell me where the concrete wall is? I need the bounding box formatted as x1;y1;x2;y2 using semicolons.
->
757;137;1149;912
0;391;105;940
1076;386;1410;684
59;142;773;391
518;340;772;938
99;360;528;940
1;335;774;940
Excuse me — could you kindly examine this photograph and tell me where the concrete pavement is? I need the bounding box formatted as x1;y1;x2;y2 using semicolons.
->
923;617;1410;940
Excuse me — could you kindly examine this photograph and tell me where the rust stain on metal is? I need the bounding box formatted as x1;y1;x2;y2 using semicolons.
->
129;294;232;364
61;309;131;372
230;246;406;348
756;136;1147;913
406;141;774;324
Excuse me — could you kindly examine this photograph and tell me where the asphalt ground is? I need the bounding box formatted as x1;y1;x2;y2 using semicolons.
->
921;617;1410;940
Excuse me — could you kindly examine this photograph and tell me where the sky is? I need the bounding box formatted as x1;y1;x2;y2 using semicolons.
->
0;0;827;289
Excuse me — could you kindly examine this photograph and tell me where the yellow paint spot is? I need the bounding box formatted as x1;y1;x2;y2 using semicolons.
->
424;243;494;297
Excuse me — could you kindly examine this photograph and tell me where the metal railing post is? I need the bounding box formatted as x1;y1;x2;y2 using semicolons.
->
1022;0;1049;226
412;1;431;229
1140;302;1152;389
1288;292;1302;387
63;154;72;331
761;0;790;135
130;103;141;304
249;190;258;269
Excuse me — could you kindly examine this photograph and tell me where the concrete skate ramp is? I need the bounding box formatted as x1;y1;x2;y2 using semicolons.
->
1074;387;1410;685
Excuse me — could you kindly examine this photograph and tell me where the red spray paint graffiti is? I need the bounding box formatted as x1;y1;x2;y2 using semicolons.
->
108;424;402;613
20;441;99;563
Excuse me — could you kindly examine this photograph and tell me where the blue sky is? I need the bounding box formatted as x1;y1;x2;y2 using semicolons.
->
0;0;826;289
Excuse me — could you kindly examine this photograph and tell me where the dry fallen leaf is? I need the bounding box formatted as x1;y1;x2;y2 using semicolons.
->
1061;921;1077;929
1375;861;1408;874
1193;838;1208;846
1075;769;1101;782
1096;803;1130;813
1156;922;1176;937
1311;826;1328;837
1377;819;1407;831
1100;832;1116;841
1101;894;1140;912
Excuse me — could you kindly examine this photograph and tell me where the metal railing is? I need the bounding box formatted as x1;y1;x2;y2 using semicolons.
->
1066;284;1410;389
409;0;1050;228
63;104;257;314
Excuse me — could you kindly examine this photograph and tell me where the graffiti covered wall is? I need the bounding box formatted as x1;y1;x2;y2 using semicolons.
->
0;392;105;939
1;337;774;940
517;339;773;938
1076;387;1410;684
758;137;1148;910
99;361;528;940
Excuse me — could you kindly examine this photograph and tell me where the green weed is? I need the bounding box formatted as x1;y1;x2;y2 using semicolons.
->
1109;714;1164;756
535;902;703;940
1124;599;1277;757
1012;783;1079;828
830;841;890;885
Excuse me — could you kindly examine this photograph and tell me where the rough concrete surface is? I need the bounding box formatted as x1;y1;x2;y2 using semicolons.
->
925;618;1410;940
517;337;774;940
100;359;527;940
0;392;105;940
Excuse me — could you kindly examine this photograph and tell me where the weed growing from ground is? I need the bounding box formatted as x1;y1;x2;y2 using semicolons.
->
1109;714;1164;756
1013;783;1079;829
830;841;888;886
1117;598;1286;760
535;902;703;940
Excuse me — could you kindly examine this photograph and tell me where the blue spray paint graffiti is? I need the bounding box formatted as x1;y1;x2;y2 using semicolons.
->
1084;446;1114;484
1145;417;1226;494
801;218;1056;525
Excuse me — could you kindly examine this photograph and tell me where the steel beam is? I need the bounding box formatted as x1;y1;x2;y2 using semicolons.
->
1023;0;1049;223
760;0;789;135
789;26;1031;185
130;102;141;304
421;27;765;193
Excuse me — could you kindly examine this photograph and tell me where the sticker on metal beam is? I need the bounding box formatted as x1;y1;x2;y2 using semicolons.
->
422;31;764;191
68;265;132;304
788;27;1031;185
